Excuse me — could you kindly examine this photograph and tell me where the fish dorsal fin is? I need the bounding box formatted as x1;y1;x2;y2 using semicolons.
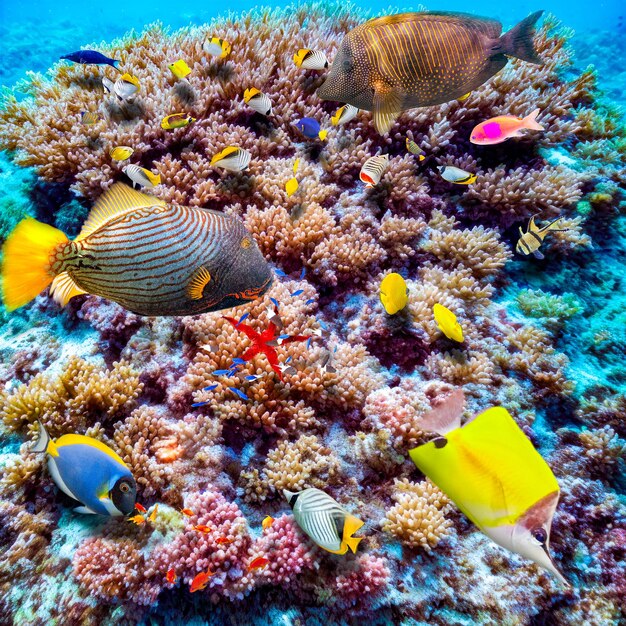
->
50;272;88;306
75;183;165;242
372;85;402;135
528;215;539;232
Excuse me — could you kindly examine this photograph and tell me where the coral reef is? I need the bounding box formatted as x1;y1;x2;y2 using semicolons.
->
0;2;625;625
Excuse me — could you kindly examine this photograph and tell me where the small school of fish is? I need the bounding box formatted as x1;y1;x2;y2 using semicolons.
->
9;9;576;593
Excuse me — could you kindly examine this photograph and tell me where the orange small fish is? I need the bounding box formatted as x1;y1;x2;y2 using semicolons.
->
181;508;195;517
165;568;177;584
262;516;274;530
135;503;147;513
193;524;212;534
248;556;270;571
215;537;233;545
190;570;214;593
128;514;146;525
148;504;159;523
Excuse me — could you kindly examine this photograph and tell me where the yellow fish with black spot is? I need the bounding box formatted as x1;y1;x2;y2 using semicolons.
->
32;420;136;516
409;394;568;584
1;183;272;316
169;59;192;80
161;113;196;130
380;272;408;315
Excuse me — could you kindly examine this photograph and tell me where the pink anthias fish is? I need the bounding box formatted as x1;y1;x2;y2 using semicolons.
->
470;109;544;145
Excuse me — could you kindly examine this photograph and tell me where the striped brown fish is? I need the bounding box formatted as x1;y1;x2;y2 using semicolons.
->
317;11;544;134
1;183;272;316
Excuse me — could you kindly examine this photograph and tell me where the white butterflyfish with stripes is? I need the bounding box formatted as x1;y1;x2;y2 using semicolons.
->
243;88;272;116
211;146;252;172
284;487;364;554
293;48;328;70
359;154;389;188
1;183;273;316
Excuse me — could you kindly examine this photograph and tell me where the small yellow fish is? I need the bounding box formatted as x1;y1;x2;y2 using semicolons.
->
169;59;191;80
243;88;272;116
148;503;159;523
437;166;476;185
433;303;464;342
210;146;251;172
516;216;566;260
405;138;425;161
285;158;299;196
379;273;408;315
81;111;102;126
204;37;231;58
261;515;274;530
457;92;472;102
109;146;134;161
293;49;328;70
161;113;196;130
331;104;359;126
123;164;161;189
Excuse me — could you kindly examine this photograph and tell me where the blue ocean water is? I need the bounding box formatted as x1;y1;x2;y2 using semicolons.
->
0;0;625;624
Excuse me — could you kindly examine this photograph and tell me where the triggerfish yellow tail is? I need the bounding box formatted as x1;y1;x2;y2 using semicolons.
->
409;406;568;584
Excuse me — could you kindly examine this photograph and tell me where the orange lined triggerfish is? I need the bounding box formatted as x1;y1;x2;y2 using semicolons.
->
1;183;272;316
317;11;544;134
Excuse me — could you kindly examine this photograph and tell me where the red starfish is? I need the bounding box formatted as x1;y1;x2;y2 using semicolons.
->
223;315;309;381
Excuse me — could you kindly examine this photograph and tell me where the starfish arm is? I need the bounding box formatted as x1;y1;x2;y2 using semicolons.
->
242;345;262;361
222;316;262;342
281;334;311;344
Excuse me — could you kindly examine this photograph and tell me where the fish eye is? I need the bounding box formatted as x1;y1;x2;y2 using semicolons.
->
120;481;131;493
532;527;547;544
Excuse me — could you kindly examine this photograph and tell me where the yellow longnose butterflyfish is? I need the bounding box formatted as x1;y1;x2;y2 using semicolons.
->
409;389;568;585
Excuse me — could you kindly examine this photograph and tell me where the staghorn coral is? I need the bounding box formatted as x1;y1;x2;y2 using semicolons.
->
382;478;454;552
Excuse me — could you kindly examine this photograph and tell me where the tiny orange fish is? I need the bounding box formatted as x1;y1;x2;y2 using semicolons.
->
193;524;212;534
165;568;177;584
248;556;270;571
181;508;195;517
215;537;233;545
262;516;274;530
190;570;214;593
135;503;147;513
148;504;159;523
128;514;146;525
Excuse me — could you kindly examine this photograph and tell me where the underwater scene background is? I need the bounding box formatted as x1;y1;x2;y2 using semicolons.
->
0;0;624;624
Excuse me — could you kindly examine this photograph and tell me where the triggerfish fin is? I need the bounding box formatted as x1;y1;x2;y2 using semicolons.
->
379;272;408;315
284;487;364;554
433;303;464;342
409;405;568;584
31;420;136;516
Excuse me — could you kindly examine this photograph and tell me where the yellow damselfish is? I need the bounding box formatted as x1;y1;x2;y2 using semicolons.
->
409;405;567;584
380;273;408;315
433;303;463;342
169;59;191;80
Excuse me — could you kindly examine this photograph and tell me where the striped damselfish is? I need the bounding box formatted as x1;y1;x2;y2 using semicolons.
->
317;11;544;134
284;487;364;554
1;183;272;316
32;421;136;516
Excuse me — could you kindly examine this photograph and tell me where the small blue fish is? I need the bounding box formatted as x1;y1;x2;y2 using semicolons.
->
279;334;290;340
245;374;262;381
306;337;312;350
203;384;219;391
237;313;249;325
61;50;120;69
318;319;328;330
229;387;249;401
285;356;293;364
275;269;287;277
292;118;327;140
270;297;280;308
291;289;304;297
300;268;306;279
213;369;232;376
232;358;246;365
192;401;210;407
305;298;315;305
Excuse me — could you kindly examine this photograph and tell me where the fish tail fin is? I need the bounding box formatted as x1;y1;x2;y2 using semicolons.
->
2;218;69;312
498;11;544;64
345;535;362;554
343;514;365;553
32;420;57;456
522;108;544;131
